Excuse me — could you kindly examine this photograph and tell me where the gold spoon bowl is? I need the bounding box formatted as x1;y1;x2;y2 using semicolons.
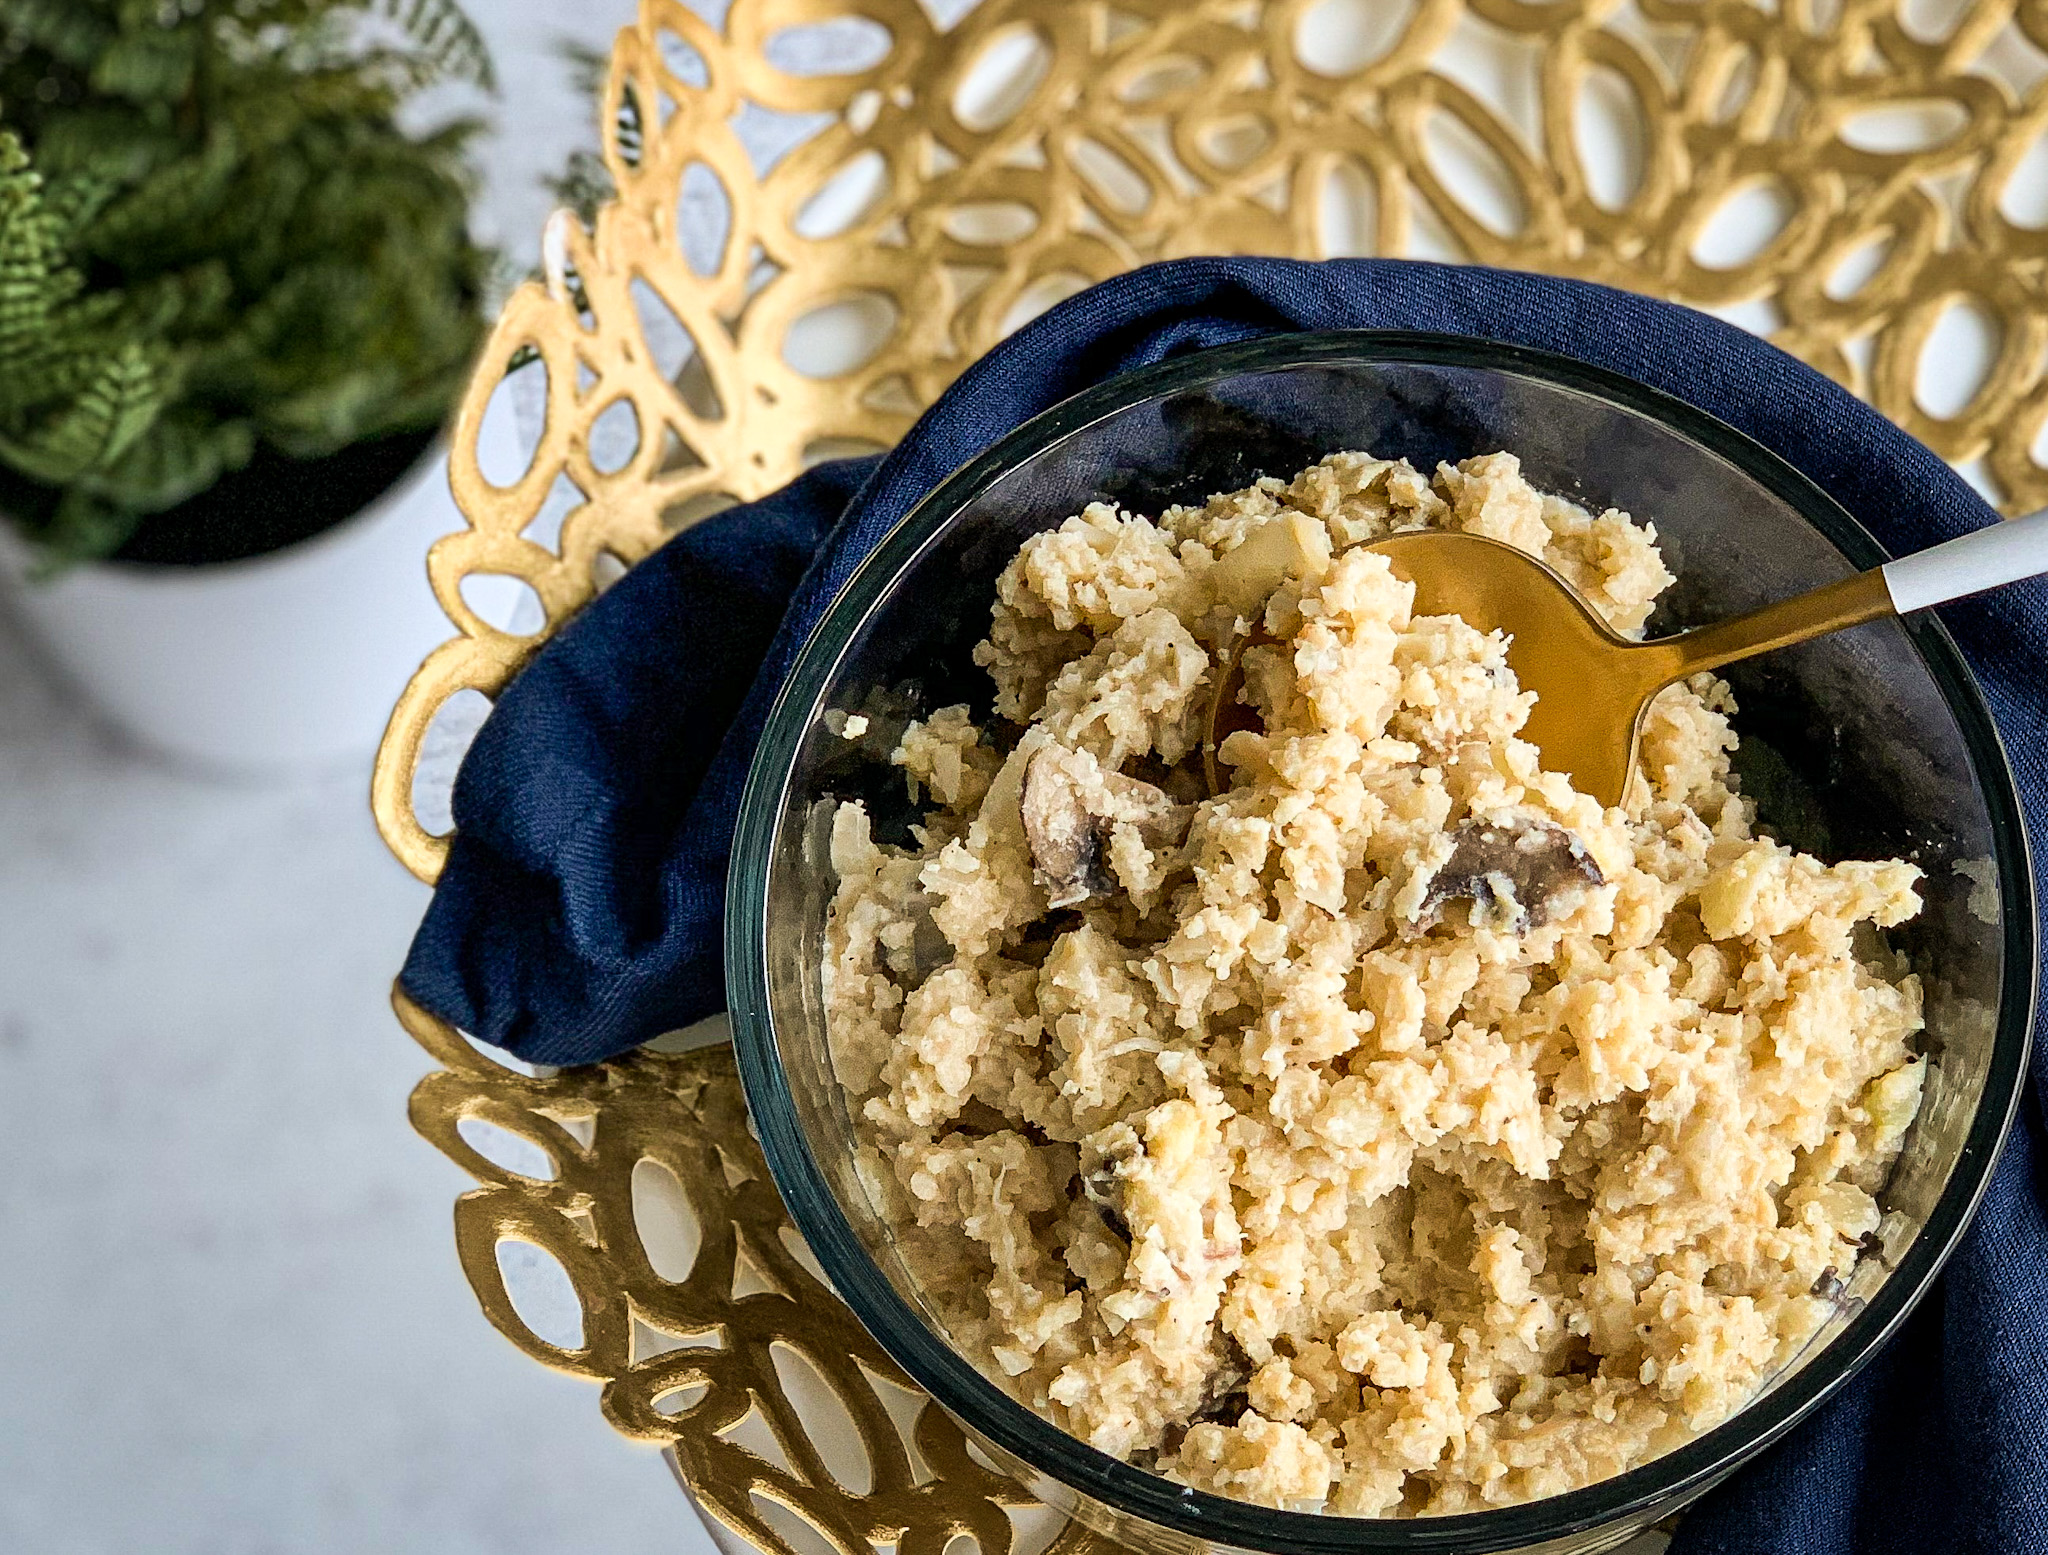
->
1206;509;2048;808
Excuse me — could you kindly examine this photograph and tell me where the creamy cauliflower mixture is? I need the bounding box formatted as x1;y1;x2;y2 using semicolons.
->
821;451;1926;1515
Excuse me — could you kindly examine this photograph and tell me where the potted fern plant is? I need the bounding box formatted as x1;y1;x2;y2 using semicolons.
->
0;0;506;770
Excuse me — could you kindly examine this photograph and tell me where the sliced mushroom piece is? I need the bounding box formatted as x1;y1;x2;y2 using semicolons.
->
1416;817;1604;933
1079;1163;1130;1242
1022;747;1114;908
904;904;953;982
1021;743;1191;909
1189;1336;1254;1426
1153;1337;1256;1458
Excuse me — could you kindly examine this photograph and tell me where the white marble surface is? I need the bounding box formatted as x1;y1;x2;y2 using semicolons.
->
0;618;727;1555
0;4;722;1551
0;628;726;1555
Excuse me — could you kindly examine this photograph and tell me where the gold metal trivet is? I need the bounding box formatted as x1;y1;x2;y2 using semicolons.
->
396;992;1095;1555
372;0;2044;1545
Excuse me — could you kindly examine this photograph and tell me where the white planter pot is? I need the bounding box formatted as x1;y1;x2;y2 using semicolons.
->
0;428;504;776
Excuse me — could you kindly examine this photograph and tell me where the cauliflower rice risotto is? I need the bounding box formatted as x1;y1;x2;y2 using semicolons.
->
822;451;1926;1515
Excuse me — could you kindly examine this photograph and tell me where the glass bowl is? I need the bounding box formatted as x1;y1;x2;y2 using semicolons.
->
727;334;2034;1554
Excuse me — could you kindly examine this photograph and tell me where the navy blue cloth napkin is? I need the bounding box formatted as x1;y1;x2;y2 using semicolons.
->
403;257;2046;1551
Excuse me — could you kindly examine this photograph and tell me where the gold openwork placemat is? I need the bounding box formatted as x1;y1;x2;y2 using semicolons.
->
372;2;2048;1549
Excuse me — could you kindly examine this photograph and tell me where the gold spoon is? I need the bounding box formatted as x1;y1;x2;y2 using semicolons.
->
1204;509;2048;807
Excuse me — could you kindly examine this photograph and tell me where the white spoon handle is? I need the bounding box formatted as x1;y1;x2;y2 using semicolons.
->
1882;505;2048;614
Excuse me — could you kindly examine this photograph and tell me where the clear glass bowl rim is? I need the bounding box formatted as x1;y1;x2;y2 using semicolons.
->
728;330;2036;1551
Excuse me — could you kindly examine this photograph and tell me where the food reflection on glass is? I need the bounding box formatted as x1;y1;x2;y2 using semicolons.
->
820;451;1928;1515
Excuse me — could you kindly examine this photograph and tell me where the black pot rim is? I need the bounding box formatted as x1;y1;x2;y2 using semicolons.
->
6;424;446;574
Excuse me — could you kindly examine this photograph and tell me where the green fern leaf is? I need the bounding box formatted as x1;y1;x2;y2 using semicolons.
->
0;340;160;485
0;133;96;381
40;167;121;238
76;406;257;512
88;23;199;103
34;489;137;573
30;106;178;186
0;0;494;559
75;124;241;260
119;260;236;343
0;162;74;353
377;0;496;91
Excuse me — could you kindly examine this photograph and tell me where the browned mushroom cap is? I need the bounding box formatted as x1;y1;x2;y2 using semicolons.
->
1416;817;1604;933
1021;743;1190;909
1078;1162;1129;1242
1154;1336;1257;1459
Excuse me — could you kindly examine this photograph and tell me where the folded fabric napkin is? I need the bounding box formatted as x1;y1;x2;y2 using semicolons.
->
403;257;2046;1552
